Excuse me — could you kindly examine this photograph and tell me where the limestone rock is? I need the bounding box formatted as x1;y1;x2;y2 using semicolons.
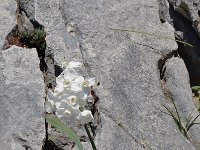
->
0;0;16;48
167;0;200;86
0;46;45;150
35;0;198;149
0;0;200;150
164;57;200;150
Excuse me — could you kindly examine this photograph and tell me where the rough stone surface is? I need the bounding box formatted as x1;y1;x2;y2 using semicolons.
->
160;0;200;86
0;0;200;150
35;0;83;65
164;57;200;149
18;0;35;20
0;46;45;150
0;0;16;48
35;0;199;150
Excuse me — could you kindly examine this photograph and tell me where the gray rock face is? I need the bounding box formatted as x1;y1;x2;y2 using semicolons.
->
1;0;200;150
164;57;200;149
160;0;200;86
35;0;199;150
0;0;16;48
0;46;45;150
18;0;35;20
35;0;83;66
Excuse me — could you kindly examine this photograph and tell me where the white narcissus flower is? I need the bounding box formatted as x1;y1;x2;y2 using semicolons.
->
70;75;84;92
57;89;87;107
78;110;94;124
45;100;55;113
69;91;87;107
85;78;96;87
46;61;95;125
82;78;96;96
55;69;77;93
67;95;78;106
55;69;85;93
45;90;60;113
57;100;81;124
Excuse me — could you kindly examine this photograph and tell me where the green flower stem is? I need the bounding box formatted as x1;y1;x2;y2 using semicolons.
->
84;124;97;150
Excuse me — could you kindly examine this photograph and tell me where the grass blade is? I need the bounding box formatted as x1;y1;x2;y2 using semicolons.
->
163;105;182;131
185;113;194;129
45;114;83;150
109;28;194;48
187;113;200;131
172;101;182;127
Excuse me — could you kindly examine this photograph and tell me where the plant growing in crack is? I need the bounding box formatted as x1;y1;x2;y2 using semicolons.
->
163;100;200;139
19;28;46;50
192;86;200;111
45;61;97;150
19;28;47;72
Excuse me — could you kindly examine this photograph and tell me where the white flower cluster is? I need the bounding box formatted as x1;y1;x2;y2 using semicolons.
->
46;61;95;125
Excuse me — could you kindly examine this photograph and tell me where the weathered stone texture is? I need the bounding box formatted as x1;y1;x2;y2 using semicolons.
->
0;0;200;149
0;0;16;48
164;57;200;149
0;46;45;150
35;0;198;149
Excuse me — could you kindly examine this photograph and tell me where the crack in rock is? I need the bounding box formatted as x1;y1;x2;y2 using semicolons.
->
59;0;101;131
159;0;200;86
2;1;57;149
3;0;48;73
158;1;200;149
158;50;178;80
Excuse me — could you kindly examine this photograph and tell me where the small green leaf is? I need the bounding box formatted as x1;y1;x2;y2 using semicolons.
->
45;114;83;150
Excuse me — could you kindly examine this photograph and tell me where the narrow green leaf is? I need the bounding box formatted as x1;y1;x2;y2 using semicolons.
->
109;28;194;48
172;100;182;127
187;113;200;131
163;105;182;132
45;114;83;150
185;114;194;129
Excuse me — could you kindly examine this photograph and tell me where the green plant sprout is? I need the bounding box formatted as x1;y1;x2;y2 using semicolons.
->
163;100;200;139
192;86;200;111
109;28;194;48
19;29;46;50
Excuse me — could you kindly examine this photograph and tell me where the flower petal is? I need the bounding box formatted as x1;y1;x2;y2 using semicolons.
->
86;78;96;86
45;100;55;113
70;76;84;92
79;110;94;124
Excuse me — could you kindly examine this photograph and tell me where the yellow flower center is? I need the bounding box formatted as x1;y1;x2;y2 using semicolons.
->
63;110;71;118
69;96;77;105
63;79;70;86
82;80;89;87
